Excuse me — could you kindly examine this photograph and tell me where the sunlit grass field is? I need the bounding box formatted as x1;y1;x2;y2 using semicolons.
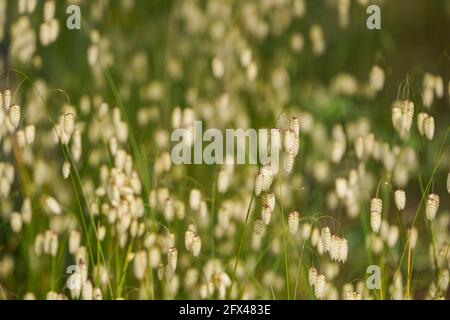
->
0;0;449;300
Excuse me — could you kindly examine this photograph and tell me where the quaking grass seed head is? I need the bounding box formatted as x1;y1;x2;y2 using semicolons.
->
425;193;439;221
321;227;331;252
308;267;317;287
261;204;272;225
167;247;178;271
394;189;406;211
9;104;20;128
314;274;326;299
288;211;299;234
191;234;201;257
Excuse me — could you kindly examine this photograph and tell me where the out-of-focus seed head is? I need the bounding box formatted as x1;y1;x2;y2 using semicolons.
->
284;129;296;154
321;227;331;252
314;274;326;299
10;212;23;233
423;115;435;140
447;172;450;194
290;117;300;137
330;235;341;262
371;210;381;234
254;219;265;236
62;161;71;179
44;196;62;215
9;104;21;128
191;234;201;257
167;247;178;271
339;238;348;263
261;204;272;225
133;250;147;280
308;267;317;287
288;211;300;234
255;172;263;196
189;189;202;211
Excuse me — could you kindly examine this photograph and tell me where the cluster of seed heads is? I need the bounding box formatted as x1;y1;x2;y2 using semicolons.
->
308;267;327;299
320;227;348;264
392;99;414;139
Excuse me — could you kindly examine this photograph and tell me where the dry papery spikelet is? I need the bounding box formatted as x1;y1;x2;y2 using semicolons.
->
255;172;263;196
391;99;414;138
69;230;80;254
10;212;23;233
290;117;300;137
394;189;406;211
189;189;201;211
283;152;295;174
314;274;326;299
370;197;382;233
329;235;348;263
44;196;62;215
191;234;201;257
254;219;265;236
308;267;317;287
133;250;147;280
167;247;178;271
321;227;331;252
423;115;435;140
425;193;439;221
9;104;21;128
288;211;299;234
261;204;272;225
260;164;274;192
264;192;276;212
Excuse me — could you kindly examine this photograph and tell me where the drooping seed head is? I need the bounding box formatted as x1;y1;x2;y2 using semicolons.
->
447;172;450;194
261;204;272;225
321;227;331;252
264;192;276;212
339;238;348;263
290;117;300;137
370;211;381;234
4;89;11;109
167;247;178;271
283;152;295;174
417;112;427;136
288;211;300;234
425;193;439;221
44;196;62;215
314;274;326;299
423;115;435;140
308;267;317;287
260;164;273;192
330;235;342;261
254;219;265;236
185;229;195;251
9;104;21;128
394;189;406;211
191;234;201;257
